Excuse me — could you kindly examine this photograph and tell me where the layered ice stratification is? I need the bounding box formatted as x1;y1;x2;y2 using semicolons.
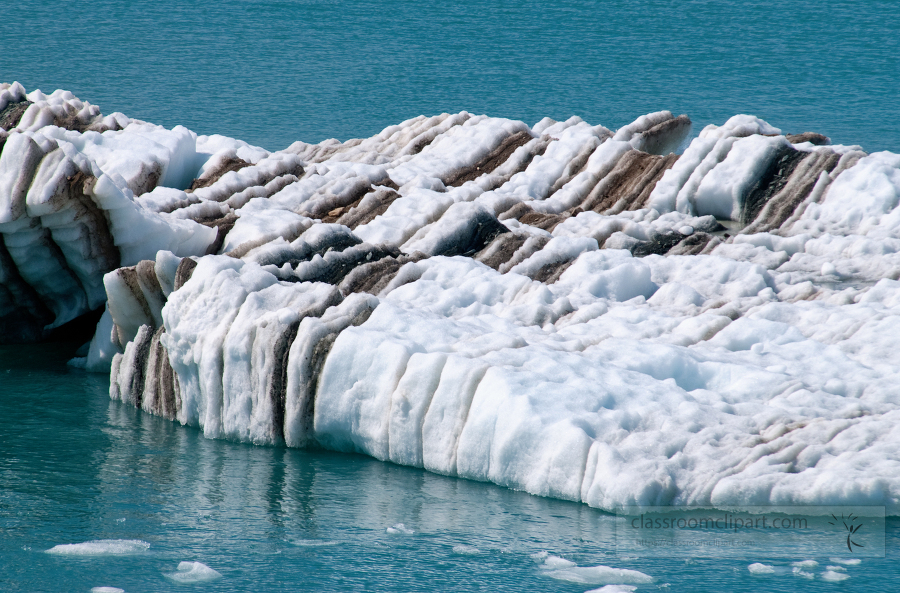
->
3;82;899;513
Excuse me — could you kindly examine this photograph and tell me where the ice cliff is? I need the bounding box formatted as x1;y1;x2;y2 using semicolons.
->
3;81;900;513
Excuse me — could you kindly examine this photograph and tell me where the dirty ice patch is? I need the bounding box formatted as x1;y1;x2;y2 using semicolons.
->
163;561;223;583
45;539;150;556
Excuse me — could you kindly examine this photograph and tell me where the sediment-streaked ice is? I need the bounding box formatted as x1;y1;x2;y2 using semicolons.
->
6;83;900;517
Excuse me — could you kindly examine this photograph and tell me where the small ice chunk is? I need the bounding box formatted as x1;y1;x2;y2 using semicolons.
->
825;565;847;572
792;560;818;569
678;225;694;235
451;544;480;555
163;561;222;584
748;562;775;574
45;539;150;556
829;557;861;565
585;586;638;593
821;570;850;582
91;588;125;593
543;555;577;569
542;564;654;585
792;567;815;579
386;523;414;535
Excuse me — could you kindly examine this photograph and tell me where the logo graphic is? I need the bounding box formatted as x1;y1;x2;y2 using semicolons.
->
829;513;864;552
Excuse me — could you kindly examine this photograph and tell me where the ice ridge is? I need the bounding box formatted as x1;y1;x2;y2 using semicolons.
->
3;83;900;514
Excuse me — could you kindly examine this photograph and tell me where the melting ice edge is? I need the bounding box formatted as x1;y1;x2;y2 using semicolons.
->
2;81;899;513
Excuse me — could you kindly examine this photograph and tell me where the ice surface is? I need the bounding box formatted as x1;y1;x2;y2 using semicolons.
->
747;562;775;574
540;560;654;585
163;561;222;583
821;570;850;582
386;523;414;535
584;586;638;593
7;84;900;516
90;588;125;593
44;539;150;556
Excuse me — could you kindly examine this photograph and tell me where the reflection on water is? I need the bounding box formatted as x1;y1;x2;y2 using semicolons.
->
1;344;898;592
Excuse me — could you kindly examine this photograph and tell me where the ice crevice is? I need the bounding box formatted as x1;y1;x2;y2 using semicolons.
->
5;82;900;513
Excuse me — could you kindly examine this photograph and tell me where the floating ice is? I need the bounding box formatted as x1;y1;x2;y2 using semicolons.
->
747;562;775;574
451;544;480;555
163;561;222;584
584;586;638;593
829;557;861;565
5;83;900;517
386;523;414;535
540;555;577;569
542;565;653;586
821;570;851;582
90;588;125;593
44;539;150;556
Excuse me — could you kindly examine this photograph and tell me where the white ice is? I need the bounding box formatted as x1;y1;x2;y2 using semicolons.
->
584;586;638;593
44;539;150;556
163;561;222;583
540;559;654;585
747;562;775;574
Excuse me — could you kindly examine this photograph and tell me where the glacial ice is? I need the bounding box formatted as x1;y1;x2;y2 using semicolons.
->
5;83;900;514
163;561;222;583
44;539;150;556
538;556;654;585
747;562;775;574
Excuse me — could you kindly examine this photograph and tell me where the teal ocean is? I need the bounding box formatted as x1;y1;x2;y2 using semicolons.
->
3;0;898;151
2;1;900;591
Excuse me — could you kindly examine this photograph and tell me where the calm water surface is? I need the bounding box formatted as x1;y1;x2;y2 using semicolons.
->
2;1;898;151
1;345;898;592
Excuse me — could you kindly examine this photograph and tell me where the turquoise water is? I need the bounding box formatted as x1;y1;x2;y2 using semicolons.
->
2;1;898;151
3;1;900;590
2;345;899;591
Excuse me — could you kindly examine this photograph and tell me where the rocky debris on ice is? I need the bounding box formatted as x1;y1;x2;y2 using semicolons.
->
3;82;899;514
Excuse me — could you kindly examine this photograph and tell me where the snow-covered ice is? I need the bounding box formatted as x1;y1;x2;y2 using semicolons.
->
5;83;900;515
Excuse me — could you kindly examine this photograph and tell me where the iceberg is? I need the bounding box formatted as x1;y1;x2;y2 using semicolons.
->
3;82;900;514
